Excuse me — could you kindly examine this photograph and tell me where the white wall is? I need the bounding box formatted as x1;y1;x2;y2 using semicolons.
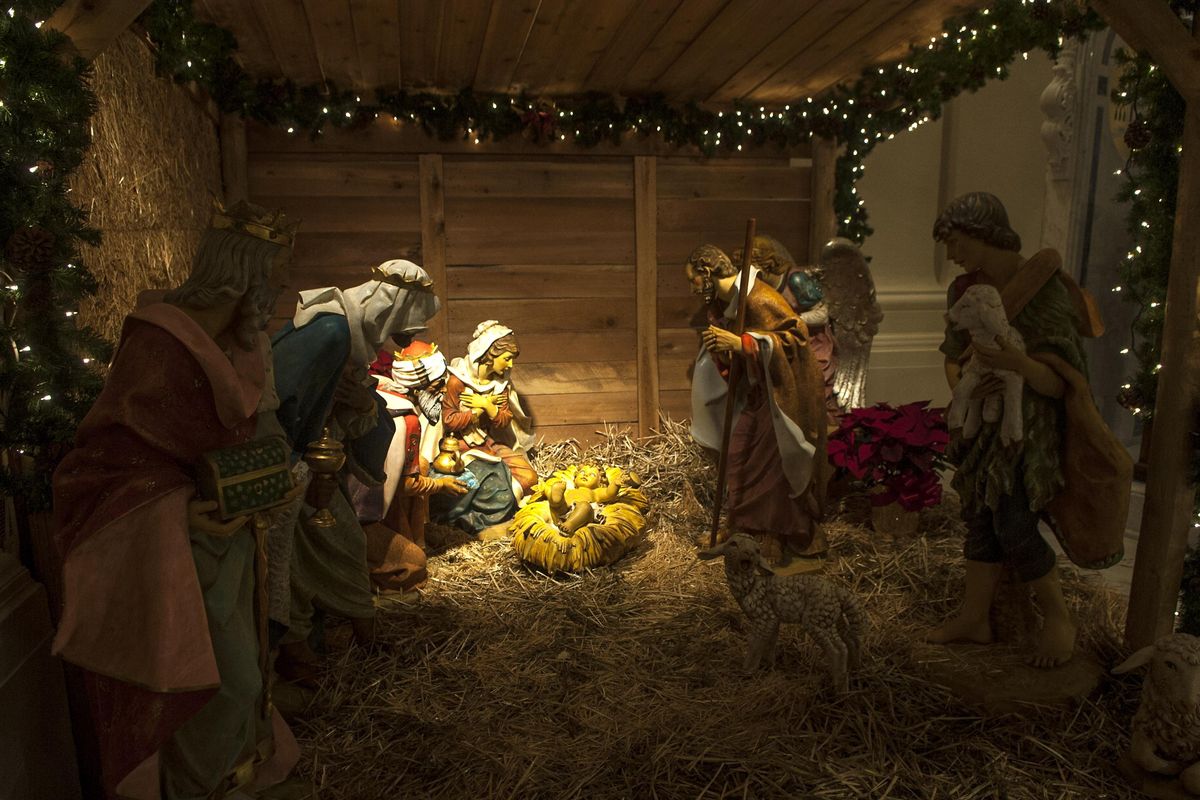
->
856;52;1055;408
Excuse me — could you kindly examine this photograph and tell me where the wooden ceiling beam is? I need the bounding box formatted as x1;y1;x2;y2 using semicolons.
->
619;0;730;94
43;0;152;61
1090;0;1200;102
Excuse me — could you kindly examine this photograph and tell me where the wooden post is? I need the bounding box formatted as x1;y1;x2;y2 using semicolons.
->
43;0;152;61
419;154;449;347
808;136;838;263
1124;101;1200;648
219;114;248;205
634;156;660;439
1087;0;1200;649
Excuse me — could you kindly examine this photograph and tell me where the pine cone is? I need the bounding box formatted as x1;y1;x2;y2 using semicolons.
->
1125;118;1152;150
5;226;55;269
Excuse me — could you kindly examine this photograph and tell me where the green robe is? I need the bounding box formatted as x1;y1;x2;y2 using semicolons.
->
939;270;1087;515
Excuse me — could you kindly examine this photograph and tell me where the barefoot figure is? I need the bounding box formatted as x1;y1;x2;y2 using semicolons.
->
926;192;1087;668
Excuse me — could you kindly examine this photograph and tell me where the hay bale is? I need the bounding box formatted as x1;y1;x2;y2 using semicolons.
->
290;419;1140;799
69;32;220;343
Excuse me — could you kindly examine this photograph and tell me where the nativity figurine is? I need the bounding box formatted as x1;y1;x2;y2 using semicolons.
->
510;464;649;573
270;259;440;681
431;320;537;535
699;534;864;692
685;244;828;566
51;199;302;799
927;191;1129;667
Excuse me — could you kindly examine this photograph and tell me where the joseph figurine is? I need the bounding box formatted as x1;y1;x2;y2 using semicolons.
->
686;244;829;565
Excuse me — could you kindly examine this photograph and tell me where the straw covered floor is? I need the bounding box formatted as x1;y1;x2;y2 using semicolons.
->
289;420;1143;799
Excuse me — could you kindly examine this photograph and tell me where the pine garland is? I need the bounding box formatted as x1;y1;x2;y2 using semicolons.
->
0;1;110;510
137;0;1102;244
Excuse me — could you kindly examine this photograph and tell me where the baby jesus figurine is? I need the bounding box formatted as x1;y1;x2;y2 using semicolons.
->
546;465;636;534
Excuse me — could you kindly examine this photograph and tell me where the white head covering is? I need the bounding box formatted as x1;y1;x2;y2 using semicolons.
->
391;348;447;390
292;259;439;366
467;320;514;365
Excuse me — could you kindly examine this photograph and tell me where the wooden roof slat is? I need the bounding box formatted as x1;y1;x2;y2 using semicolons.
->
399;0;445;89
818;0;989;95
350;0;402;92
651;0;819;101
507;0;573;91
584;0;685;93
192;0;1011;105
618;0;732;93
707;1;843;103
437;0;491;91
520;0;643;95
196;0;279;77
750;0;916;103
302;0;362;89
247;0;324;86
472;0;540;93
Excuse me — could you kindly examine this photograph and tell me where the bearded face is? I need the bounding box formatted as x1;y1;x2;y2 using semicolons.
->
685;244;732;307
411;385;444;424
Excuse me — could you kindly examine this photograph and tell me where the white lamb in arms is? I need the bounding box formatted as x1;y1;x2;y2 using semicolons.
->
946;283;1026;446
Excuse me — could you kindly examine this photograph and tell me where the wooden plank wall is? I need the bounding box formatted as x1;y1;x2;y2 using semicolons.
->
246;129;811;446
441;156;638;444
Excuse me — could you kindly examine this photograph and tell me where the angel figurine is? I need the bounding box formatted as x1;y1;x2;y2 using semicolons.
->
812;238;884;414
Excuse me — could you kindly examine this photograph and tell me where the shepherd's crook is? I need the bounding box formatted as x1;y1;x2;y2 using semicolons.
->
710;218;756;548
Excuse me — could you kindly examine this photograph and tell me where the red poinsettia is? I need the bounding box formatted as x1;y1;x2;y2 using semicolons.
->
827;400;949;512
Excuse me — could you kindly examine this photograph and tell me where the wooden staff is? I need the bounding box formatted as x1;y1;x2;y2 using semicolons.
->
710;218;757;547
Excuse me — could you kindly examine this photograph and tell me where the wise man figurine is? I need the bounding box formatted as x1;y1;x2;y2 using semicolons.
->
51;200;303;799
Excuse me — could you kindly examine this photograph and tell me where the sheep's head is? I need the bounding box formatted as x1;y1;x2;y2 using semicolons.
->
1114;633;1200;711
698;533;773;576
947;284;1006;336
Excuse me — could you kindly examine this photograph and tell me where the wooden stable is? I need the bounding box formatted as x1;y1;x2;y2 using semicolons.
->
44;0;1200;654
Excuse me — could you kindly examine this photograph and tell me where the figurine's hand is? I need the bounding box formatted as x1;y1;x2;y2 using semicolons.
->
188;499;249;537
973;339;1026;374
459;393;488;410
435;477;469;497
605;466;625;485
702;325;741;355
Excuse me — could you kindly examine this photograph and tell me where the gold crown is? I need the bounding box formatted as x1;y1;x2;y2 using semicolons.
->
393;342;440;362
210;198;300;247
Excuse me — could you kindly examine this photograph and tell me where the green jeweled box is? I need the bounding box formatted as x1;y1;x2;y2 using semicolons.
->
198;436;294;521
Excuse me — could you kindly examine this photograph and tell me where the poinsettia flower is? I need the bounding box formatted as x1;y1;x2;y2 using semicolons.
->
879;441;904;463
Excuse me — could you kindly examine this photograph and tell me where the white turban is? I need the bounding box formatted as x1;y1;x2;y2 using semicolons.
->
292;259;439;366
391;349;447;389
467;320;514;365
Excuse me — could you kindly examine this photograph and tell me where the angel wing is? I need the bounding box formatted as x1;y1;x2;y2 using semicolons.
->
817;238;884;411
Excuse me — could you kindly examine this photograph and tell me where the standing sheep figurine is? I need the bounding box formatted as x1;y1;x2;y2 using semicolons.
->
1113;633;1200;794
699;534;865;691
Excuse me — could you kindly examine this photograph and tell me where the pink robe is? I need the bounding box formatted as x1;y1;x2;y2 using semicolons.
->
52;303;295;797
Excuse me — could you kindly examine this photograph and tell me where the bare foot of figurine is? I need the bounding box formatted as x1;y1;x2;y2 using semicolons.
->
926;560;1002;646
1028;613;1076;668
924;614;993;645
1026;566;1076;668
